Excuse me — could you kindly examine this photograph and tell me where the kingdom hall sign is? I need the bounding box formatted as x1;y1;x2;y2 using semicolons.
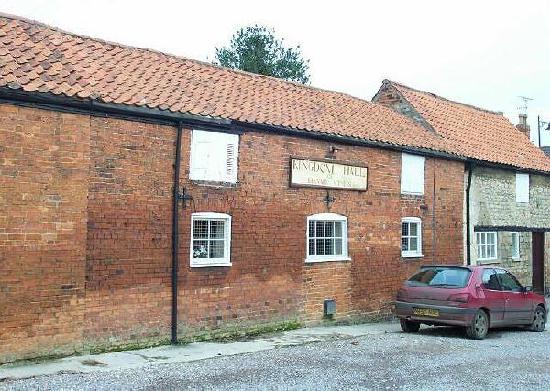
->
290;158;368;191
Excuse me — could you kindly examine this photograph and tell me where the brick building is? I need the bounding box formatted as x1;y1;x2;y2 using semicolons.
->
374;80;550;293
0;14;467;363
0;14;548;364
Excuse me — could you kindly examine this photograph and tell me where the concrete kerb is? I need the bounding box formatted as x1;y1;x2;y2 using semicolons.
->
0;321;401;381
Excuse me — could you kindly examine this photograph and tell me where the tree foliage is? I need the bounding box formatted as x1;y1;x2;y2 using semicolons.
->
215;25;310;84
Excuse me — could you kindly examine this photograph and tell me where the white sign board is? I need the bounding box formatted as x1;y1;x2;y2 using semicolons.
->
290;158;368;191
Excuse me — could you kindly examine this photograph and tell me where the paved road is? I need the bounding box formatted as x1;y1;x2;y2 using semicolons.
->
2;324;549;391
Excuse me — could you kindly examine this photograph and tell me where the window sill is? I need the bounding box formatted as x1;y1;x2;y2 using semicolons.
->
190;179;238;188
477;259;500;265
305;257;351;264
401;192;424;198
191;261;232;268
401;253;424;259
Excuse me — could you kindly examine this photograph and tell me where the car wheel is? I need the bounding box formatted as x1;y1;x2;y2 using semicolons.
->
400;319;421;333
528;305;546;332
466;309;489;340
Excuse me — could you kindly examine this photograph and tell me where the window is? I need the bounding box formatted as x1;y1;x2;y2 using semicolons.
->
190;130;239;183
481;269;500;290
306;213;348;262
476;231;498;261
515;173;529;203
190;212;231;267
401;153;425;195
407;267;471;288
495;269;523;292
401;217;422;257
511;232;520;260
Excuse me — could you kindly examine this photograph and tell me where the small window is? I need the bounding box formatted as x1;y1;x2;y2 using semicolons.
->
306;213;348;262
515;173;529;203
481;269;500;290
476;231;498;262
401;217;422;258
511;232;520;260
401;153;425;195
190;212;231;267
190;130;239;183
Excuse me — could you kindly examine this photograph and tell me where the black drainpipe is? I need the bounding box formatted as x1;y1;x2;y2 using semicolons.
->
465;163;474;265
171;121;183;344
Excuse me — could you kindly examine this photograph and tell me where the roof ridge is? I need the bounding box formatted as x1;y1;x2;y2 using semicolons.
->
0;12;381;109
384;79;504;116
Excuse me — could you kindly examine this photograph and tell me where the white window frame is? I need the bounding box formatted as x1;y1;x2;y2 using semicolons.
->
511;232;520;260
401;153;425;195
189;129;239;183
306;213;349;263
515;173;529;203
476;231;498;262
401;217;423;258
190;212;232;267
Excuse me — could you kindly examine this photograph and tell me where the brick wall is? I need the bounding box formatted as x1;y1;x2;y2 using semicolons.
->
0;105;90;362
0;103;465;362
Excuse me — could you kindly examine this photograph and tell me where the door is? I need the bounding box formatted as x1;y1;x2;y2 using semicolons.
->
480;268;505;324
496;269;532;324
532;232;545;294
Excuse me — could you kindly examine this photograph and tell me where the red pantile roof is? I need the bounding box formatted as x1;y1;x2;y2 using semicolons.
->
0;13;451;154
380;80;550;172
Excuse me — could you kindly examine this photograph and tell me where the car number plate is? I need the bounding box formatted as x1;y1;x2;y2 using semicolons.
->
412;308;439;317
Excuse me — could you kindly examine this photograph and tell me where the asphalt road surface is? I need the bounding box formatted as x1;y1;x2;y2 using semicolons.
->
2;325;549;391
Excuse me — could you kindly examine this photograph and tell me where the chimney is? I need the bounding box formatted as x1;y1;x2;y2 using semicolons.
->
516;113;530;139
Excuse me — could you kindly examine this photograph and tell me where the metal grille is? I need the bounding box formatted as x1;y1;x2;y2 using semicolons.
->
192;219;226;259
308;220;343;256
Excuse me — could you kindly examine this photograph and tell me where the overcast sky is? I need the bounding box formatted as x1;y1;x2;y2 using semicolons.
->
3;0;550;146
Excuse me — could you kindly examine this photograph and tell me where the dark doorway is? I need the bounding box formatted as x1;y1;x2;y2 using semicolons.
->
532;232;545;294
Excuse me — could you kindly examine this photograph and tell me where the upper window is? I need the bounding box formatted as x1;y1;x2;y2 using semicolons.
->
401;153;425;195
511;232;520;259
190;130;239;183
476;231;498;261
515;173;529;203
306;213;348;262
190;212;231;267
401;217;422;258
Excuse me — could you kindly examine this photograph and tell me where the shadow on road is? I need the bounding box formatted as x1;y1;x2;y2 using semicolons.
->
414;325;533;340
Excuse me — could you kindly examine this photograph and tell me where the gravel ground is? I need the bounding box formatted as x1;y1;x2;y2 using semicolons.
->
2;325;549;391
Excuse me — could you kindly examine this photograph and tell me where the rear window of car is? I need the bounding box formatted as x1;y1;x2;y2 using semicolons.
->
406;267;471;288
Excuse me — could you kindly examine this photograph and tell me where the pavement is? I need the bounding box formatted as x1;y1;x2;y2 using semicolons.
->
1;317;550;390
0;321;399;381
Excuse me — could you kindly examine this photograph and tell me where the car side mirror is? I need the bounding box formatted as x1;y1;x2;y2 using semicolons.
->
522;286;532;293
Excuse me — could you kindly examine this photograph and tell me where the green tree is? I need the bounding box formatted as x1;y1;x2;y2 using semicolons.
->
215;25;310;84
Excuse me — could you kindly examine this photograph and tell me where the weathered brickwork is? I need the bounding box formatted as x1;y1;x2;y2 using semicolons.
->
469;166;550;288
0;105;90;362
0;104;465;363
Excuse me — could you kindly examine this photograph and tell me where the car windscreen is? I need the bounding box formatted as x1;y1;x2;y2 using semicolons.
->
406;267;471;288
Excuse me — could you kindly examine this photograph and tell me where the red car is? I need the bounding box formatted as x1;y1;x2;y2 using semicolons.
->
394;265;546;339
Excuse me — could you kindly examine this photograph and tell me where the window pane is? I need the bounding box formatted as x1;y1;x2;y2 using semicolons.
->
193;220;208;239
316;222;325;238
481;245;487;259
487;233;495;245
308;239;315;256
325;239;334;255
193;240;209;258
497;270;522;291
209;240;225;258
210;220;225;239
335;222;342;237
409;237;418;251
309;221;315;238
402;237;409;251
488;244;495;259
402;222;409;237
316;239;325;255
410;222;417;236
335;239;342;255
325;222;334;238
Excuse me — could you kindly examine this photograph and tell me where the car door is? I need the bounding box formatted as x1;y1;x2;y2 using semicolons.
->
479;268;505;325
496;269;532;324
